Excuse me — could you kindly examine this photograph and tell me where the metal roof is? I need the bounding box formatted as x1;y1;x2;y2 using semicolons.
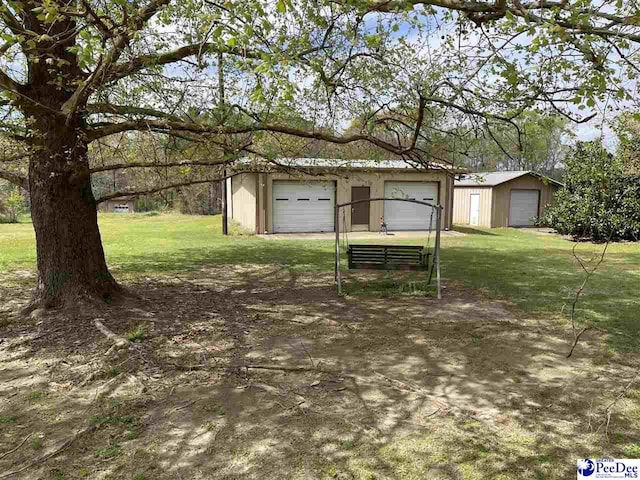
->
267;157;466;173
454;170;564;187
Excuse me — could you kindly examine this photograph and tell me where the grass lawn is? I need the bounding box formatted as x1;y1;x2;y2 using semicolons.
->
1;213;639;479
2;213;638;352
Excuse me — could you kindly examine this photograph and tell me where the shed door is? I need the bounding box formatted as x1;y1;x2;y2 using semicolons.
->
509;190;539;226
383;182;438;231
272;182;335;233
469;193;480;226
351;186;370;226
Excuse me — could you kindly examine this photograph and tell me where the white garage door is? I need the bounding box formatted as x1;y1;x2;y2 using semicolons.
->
509;190;539;226
384;182;439;231
272;182;335;233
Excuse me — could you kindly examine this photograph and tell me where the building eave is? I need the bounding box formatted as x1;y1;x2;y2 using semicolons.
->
454;170;564;188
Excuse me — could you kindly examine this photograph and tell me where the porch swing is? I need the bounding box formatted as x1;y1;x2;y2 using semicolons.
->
334;198;442;299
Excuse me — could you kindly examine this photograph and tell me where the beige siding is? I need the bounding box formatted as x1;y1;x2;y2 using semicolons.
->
231;173;257;231
453;187;493;227
225;178;232;218
491;175;559;227
263;170;454;234
444;174;454;229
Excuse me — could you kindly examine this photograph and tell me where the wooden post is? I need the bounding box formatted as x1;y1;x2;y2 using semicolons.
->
335;205;342;295
222;171;228;235
218;52;228;235
435;206;442;300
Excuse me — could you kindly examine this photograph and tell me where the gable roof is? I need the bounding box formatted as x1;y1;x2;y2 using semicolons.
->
454;170;563;187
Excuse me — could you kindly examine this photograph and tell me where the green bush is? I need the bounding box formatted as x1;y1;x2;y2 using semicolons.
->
539;141;640;241
135;196;167;213
0;189;25;223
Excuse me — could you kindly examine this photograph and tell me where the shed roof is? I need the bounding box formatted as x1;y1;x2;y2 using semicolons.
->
454;170;563;187
268;157;467;173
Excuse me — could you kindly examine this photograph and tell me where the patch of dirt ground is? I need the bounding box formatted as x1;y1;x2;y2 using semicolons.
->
0;266;639;479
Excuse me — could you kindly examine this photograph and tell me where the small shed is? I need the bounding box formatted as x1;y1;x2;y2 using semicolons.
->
453;171;563;228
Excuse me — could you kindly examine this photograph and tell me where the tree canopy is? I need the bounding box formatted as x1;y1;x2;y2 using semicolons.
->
0;0;638;306
540;141;640;241
0;0;638;191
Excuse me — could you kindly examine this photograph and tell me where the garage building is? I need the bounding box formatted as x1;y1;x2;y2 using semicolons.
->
227;159;461;234
99;198;136;214
453;171;563;228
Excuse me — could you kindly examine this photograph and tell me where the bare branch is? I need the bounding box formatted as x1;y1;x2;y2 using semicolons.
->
87;103;183;121
566;234;612;358
85;119;429;158
0;168;27;190
96;175;234;203
105;43;263;83
89;158;235;173
94;159;351;202
404;94;426;152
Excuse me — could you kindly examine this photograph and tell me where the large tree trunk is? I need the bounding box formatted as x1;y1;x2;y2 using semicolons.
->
29;165;120;308
26;119;120;309
16;6;121;310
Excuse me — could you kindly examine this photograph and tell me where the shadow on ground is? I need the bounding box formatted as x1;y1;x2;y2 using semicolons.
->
0;266;639;479
107;237;640;352
451;226;498;236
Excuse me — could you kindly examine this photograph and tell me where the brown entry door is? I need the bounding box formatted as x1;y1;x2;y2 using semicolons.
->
351;186;370;226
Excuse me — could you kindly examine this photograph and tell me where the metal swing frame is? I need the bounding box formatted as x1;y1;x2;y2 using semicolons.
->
334;197;443;299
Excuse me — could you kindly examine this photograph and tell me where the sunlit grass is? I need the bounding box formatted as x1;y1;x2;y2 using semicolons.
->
0;213;638;351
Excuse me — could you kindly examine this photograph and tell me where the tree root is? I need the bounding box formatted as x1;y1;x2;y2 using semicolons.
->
0;425;97;479
0;433;32;461
18;283;134;320
373;371;430;395
244;364;350;376
94;318;128;351
0;371;130;477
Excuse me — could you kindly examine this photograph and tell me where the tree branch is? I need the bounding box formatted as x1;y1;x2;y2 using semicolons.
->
364;1;640;43
0;66;21;93
0;168;27;190
105;43;264;83
566;234;612;358
90;158;235;173
404;94;426;152
61;0;172;116
87;103;183;121
96;175;238;203
0;1;25;35
86;119;426;157
0;152;28;163
94;160;347;202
